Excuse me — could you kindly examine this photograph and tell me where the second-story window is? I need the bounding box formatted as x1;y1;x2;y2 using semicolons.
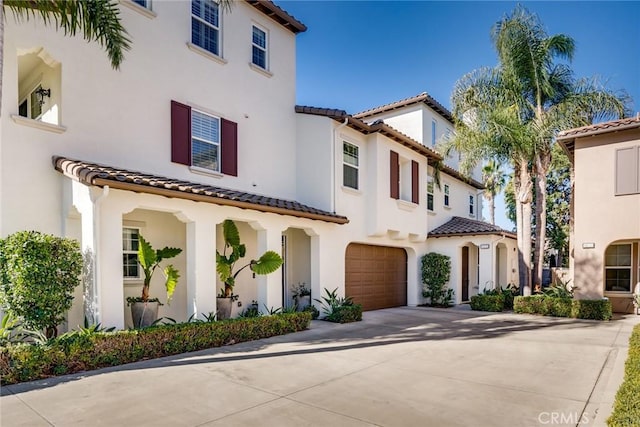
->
252;25;268;69
469;194;475;216
192;0;220;56
343;142;359;189
192;110;220;172
431;120;437;147
132;0;150;8
427;178;434;211
444;184;450;207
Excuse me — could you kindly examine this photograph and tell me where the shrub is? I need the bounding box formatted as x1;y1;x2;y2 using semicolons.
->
302;304;320;320
0;312;311;385
470;294;504;312
608;324;640;426
514;296;611;320
315;288;362;323
421;253;454;307
0;231;83;338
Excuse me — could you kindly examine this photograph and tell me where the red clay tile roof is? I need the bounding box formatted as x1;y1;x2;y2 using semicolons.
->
557;115;640;160
295;105;483;189
53;156;348;224
353;92;454;124
429;216;516;238
246;1;306;34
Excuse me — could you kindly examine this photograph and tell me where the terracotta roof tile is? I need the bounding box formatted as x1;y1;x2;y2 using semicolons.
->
429;216;515;238
353;92;454;124
246;1;307;34
53;156;348;224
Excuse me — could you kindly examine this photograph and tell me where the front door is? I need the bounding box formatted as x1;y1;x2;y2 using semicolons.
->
462;246;469;302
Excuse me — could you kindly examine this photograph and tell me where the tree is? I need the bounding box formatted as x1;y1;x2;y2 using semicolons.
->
482;159;506;225
450;5;628;294
0;231;83;338
492;6;628;288
544;144;571;267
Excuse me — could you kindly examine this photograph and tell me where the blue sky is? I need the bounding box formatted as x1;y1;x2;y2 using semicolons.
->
279;1;640;229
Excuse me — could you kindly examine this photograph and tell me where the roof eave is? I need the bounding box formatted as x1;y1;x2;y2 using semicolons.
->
428;231;517;239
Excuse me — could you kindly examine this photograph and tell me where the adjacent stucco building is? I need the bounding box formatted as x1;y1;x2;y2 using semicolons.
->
558;116;640;313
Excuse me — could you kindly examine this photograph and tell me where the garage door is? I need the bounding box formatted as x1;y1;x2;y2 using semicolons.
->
345;243;407;311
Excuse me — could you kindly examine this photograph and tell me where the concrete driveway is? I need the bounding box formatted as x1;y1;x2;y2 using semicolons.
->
1;307;636;427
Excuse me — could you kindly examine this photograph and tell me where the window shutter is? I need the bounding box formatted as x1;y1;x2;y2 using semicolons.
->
221;118;238;177
171;101;191;166
411;160;419;204
390;150;399;199
615;146;639;195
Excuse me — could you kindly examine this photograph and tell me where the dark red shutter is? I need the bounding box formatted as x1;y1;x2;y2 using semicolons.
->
221;118;238;176
390;150;399;199
171;101;191;165
411;160;419;204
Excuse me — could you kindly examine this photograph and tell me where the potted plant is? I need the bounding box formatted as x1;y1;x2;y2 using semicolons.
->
126;235;182;328
216;219;283;319
292;282;311;311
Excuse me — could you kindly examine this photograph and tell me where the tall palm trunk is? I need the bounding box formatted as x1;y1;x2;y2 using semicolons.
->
514;158;533;295
533;150;551;287
488;194;496;225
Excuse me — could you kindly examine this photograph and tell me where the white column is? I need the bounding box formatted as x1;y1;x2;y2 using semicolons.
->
98;200;126;329
478;243;493;293
256;227;284;313
406;249;419;306
186;216;217;319
309;234;321;307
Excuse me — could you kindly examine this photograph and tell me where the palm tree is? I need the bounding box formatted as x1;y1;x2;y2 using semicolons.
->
492;6;628;288
450;5;628;294
482;159;506;225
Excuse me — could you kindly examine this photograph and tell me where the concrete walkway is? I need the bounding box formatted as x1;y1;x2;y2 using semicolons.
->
1;307;637;427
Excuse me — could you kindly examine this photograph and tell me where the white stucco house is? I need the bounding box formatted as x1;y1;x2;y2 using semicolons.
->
1;0;518;330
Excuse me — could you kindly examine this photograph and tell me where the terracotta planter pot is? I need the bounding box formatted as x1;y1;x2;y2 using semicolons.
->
131;301;160;328
216;297;233;320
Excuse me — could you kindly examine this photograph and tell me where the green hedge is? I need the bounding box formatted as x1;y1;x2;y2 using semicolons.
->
513;296;612;320
326;304;362;323
470;294;504;312
608;324;640;426
0;312;311;385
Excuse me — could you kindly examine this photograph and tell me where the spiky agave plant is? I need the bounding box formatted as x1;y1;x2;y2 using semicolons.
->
216;220;283;297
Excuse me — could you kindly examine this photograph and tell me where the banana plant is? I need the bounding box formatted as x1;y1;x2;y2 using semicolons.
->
137;235;182;303
216;220;283;297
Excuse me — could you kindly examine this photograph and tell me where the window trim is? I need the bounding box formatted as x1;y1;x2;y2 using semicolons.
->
444;183;450;208
123;227;142;281
426;177;434;212
343;141;359;190
469;194;475;217
251;24;268;70
191;0;222;57
18;82;44;121
604;243;634;294
120;0;157;18
191;109;221;173
431;119;437;147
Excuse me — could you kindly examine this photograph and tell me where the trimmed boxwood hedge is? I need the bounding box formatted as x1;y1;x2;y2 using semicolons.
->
608;324;640;426
0;312;311;385
470;294;505;312
513;296;612;320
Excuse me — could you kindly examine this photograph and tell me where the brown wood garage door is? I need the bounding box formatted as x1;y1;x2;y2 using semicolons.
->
345;243;407;311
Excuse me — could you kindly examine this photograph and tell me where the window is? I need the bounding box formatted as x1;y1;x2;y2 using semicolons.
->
431;120;437;147
18;84;44;120
132;0;150;8
390;151;419;204
427;178;434;211
192;0;220;56
191;110;220;172
469;195;475;216
123;228;140;279
252;25;267;69
444;184;450;207
171;100;237;176
615;146;640;195
343;142;359;189
605;244;632;292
